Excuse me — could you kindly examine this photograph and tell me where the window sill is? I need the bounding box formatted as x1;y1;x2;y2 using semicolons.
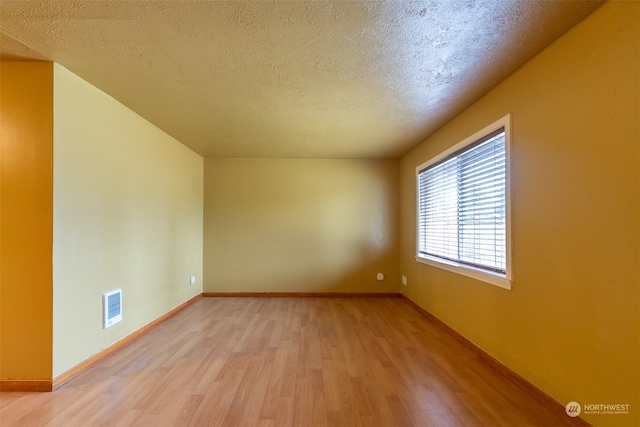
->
415;255;512;290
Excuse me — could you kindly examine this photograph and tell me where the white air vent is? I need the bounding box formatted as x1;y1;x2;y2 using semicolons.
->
103;289;122;329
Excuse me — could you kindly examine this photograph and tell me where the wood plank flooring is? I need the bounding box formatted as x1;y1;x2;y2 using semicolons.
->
0;297;584;426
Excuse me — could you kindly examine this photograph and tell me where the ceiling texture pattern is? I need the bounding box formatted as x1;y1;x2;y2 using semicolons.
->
0;1;603;159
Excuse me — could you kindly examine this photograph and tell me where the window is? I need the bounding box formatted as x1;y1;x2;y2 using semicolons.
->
416;115;511;289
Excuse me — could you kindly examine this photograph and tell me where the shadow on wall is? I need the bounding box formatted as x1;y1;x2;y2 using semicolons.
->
205;236;399;294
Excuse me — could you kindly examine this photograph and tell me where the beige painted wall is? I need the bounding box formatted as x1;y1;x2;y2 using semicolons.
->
399;2;639;426
0;62;53;379
204;158;399;293
53;65;203;378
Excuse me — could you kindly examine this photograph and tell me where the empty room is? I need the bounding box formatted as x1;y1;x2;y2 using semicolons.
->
0;1;638;426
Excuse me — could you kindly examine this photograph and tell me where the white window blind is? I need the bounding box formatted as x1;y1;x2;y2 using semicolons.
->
418;128;506;274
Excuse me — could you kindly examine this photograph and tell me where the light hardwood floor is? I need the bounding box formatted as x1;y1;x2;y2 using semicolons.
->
1;297;585;426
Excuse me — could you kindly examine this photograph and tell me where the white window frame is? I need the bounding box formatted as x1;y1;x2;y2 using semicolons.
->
415;114;512;290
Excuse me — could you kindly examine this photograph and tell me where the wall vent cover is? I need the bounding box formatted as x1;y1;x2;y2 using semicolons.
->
103;289;122;329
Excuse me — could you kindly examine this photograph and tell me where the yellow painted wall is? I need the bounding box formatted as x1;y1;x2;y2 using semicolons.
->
399;2;639;426
52;65;203;377
204;158;399;293
0;62;53;379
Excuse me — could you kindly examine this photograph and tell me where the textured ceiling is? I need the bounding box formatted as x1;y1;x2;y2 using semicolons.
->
0;1;603;159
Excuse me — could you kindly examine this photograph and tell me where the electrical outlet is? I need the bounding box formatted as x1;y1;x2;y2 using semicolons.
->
377;273;384;281
402;275;407;286
190;275;196;285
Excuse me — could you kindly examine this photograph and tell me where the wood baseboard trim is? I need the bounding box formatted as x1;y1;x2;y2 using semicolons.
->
0;379;52;392
399;294;590;426
52;293;203;391
203;292;401;298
